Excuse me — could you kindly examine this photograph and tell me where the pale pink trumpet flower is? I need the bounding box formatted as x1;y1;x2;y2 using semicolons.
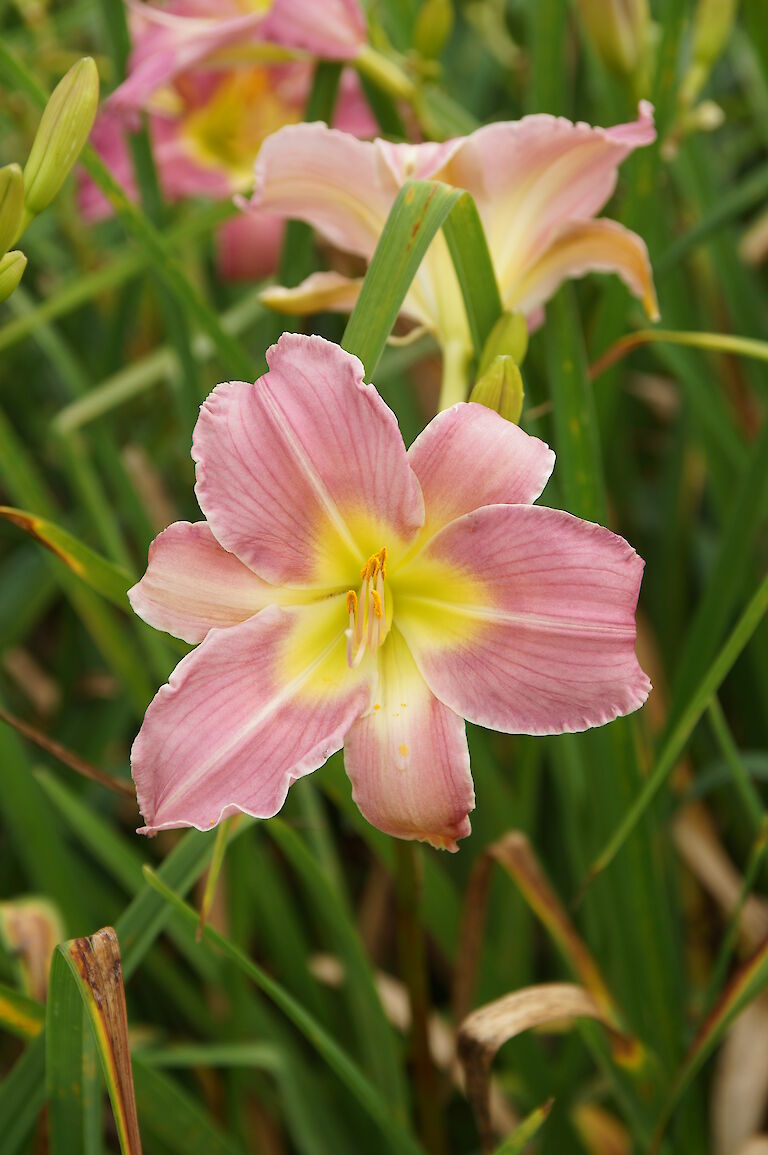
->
129;334;651;850
246;104;660;361
109;0;368;119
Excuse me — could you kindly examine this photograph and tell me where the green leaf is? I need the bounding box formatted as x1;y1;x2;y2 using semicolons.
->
342;179;501;378
0;980;44;1040
492;1099;554;1154
586;573;768;885
652;935;768;1150
132;1060;243;1155
142;866;426;1155
0;505;132;609
267;819;407;1116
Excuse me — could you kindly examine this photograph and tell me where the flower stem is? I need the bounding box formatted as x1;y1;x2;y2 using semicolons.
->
355;44;417;102
393;840;445;1155
438;340;470;411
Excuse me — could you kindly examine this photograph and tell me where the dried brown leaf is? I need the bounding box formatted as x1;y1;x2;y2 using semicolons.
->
67;927;143;1155
712;994;768;1155
458;983;635;1151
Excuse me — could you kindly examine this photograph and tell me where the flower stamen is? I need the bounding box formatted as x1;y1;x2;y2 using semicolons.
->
346;548;390;668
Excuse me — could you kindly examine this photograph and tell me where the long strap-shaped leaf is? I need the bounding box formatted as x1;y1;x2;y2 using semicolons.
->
342;179;502;378
143;866;427;1155
0;506;131;609
47;928;142;1155
584;573;768;887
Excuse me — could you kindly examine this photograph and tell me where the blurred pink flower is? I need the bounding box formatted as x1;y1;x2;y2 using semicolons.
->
80;62;375;279
110;0;368;118
248;104;660;353
130;334;651;850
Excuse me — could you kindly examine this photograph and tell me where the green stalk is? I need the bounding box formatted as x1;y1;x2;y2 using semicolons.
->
438;338;470;410
707;697;765;833
394;841;445;1155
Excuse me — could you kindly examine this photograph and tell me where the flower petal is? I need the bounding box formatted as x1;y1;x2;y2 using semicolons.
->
132;600;370;833
508;218;659;320
343;629;473;850
111;5;271;117
192;333;425;586
249;123;400;260
407;402;555;536
258;0;366;59
396;505;651;735
444;102;655;301
111;0;366;116
260;270;364;314
128;521;284;644
217;212;285;282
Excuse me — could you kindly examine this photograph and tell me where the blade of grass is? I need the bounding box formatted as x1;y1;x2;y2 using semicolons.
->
0;201;235;357
585;574;768;886
0;505;132;609
142;866;427;1155
651;934;768;1152
492;1099;554;1155
267;818;408;1117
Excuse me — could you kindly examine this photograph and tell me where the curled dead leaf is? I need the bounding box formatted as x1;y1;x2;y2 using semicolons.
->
458;983;636;1151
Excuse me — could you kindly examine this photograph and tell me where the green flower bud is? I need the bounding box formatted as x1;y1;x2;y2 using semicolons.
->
578;0;650;76
469;355;524;424
0;251;28;304
23;57;99;219
0;165;24;256
680;0;738;107
414;0;454;59
478;311;529;375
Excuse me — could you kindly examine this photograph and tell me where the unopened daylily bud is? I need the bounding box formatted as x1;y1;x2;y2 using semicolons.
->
23;57;99;219
0;251;28;303
578;0;650;76
469;355;524;424
413;0;454;59
478;311;529;375
680;0;738;107
0;165;24;256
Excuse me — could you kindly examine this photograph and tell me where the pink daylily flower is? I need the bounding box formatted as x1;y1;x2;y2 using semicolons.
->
110;0;368;118
247;104;660;353
80;63;375;279
129;334;651;850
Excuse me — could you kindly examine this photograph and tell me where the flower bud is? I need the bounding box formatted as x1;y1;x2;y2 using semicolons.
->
413;0;454;60
578;0;650;76
469;355;524;424
680;0;738;107
23;57;99;219
0;251;28;304
0;165;24;256
478;311;528;375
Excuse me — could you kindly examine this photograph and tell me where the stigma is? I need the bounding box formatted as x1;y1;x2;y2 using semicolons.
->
346;548;390;668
